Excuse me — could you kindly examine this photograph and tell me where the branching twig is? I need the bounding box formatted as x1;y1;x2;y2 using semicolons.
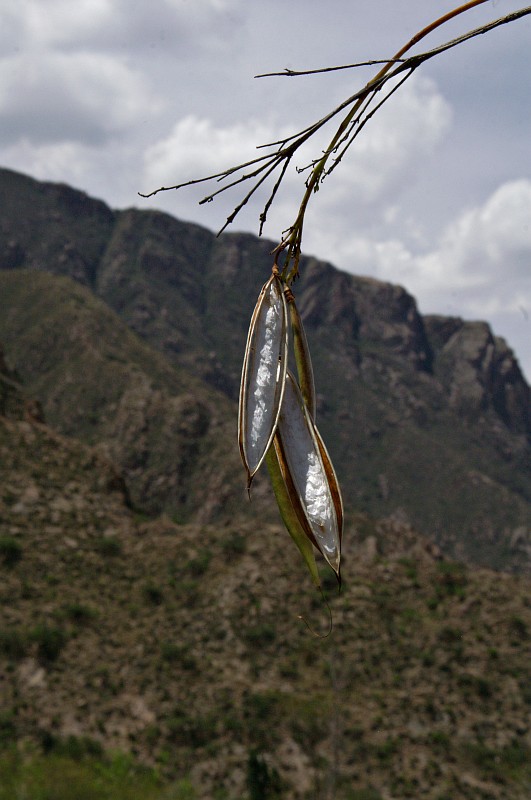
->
257;6;531;79
139;2;531;281
255;58;407;79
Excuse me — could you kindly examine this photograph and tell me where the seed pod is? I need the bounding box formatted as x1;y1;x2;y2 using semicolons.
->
265;440;321;589
275;371;342;579
286;287;316;419
238;272;288;486
315;428;343;548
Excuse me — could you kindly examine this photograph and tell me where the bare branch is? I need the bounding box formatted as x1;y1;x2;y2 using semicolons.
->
326;70;413;180
139;3;531;264
255;59;406;79
256;6;531;80
259;156;292;237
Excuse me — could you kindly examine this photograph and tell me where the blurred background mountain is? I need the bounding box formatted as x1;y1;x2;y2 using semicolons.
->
0;167;529;799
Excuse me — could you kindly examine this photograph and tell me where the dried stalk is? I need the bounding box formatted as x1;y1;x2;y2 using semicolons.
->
139;2;531;281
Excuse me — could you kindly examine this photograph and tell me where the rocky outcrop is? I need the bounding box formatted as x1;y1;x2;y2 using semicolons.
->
0;167;115;285
0;167;529;573
425;315;529;435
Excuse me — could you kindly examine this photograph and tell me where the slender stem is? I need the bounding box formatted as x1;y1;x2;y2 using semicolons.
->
139;0;530;273
283;0;492;282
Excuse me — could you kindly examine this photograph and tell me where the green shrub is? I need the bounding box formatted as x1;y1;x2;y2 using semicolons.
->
221;531;246;557
0;536;22;567
243;692;281;748
457;673;492;699
186;548;212;576
509;615;528;640
398;557;418;582
95;536;122;557
166;710;216;748
142;582;164;605
0;628;27;660
428;730;451;750
62;603;97;625
500;738;530;772
32;624;67;663
435;561;467;598
286;695;329;748
40;733;103;760
0;748;183;800
344;789;383;800
0;711;16;745
374;736;398;762
243;623;276;648
246;750;282;800
160;642;197;670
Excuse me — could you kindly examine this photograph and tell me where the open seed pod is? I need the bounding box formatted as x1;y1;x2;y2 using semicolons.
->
286;287;316;420
275;371;342;580
238;271;288;487
265;441;321;589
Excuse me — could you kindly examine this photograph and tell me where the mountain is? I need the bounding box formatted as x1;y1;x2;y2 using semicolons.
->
1;349;530;799
0;268;255;523
0;166;529;572
0;168;530;798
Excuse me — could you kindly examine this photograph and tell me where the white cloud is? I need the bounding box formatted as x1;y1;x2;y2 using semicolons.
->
323;179;531;379
420;179;531;290
394;179;531;307
1;0;528;377
0;137;138;204
316;75;453;206
140;114;301;229
143;115;283;187
21;0;114;48
141;74;452;231
0;50;162;146
8;0;244;55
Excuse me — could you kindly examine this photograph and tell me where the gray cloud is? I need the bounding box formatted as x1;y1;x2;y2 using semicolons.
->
0;49;162;146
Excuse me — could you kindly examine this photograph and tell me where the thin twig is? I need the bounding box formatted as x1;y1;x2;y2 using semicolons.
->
259;156;292;236
255;58;406;79
138;3;531;262
258;6;531;83
327;70;413;180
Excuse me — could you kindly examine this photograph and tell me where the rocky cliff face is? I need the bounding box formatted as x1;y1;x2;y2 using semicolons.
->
425;315;529;434
1;169;531;800
0;268;256;524
1;167;528;437
0;167;529;572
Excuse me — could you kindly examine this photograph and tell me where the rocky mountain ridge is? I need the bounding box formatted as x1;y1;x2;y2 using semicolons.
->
0;168;530;799
0;166;529;572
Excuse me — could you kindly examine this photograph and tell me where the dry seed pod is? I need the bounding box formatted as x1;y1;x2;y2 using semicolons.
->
276;371;342;578
315;427;343;546
265;440;321;589
238;272;288;486
286;287;316;420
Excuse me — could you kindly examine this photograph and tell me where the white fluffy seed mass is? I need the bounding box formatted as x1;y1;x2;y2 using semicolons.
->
247;281;283;467
279;375;338;561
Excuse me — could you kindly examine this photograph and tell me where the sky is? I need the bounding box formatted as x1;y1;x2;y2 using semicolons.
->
1;0;530;379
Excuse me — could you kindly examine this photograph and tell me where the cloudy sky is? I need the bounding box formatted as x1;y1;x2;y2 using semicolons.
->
1;0;530;378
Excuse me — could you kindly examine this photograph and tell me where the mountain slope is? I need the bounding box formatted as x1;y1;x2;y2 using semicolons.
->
0;170;530;799
1;367;529;798
0;269;251;522
0;166;529;571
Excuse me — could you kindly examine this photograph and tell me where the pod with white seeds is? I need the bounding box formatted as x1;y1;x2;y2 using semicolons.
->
286;287;316;420
275;371;342;579
265;439;321;589
238;271;288;487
